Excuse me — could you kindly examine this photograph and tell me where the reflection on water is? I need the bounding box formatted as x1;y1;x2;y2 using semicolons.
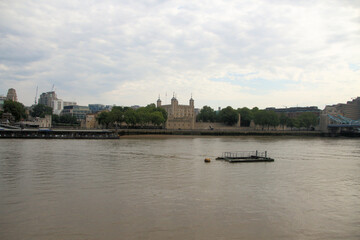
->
0;136;359;240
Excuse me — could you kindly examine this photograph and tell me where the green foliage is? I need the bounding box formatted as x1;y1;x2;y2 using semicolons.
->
97;111;112;128
95;104;167;129
31;104;53;118
3;100;27;121
197;106;216;122
287;117;295;129
124;108;138;126
52;114;60;123
95;104;168;129
59;114;78;124
252;107;259;112
254;110;279;129
238;107;253;127
150;111;165;126
279;113;288;126
156;107;167;122
219;106;239;126
295;112;319;129
111;107;125;124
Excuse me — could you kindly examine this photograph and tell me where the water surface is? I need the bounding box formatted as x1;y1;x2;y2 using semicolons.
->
0;136;359;239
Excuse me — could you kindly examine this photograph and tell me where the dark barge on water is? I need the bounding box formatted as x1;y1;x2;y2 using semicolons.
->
0;129;119;139
216;151;274;163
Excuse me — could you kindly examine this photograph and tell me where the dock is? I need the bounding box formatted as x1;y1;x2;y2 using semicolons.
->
0;129;119;139
216;151;274;163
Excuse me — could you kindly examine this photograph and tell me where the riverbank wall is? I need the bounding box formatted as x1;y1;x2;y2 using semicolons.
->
1;128;357;139
118;129;325;136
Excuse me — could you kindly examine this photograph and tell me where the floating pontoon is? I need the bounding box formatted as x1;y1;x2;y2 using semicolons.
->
216;151;274;163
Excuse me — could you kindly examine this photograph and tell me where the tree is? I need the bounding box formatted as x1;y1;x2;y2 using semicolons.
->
252;107;259;112
197;106;216;122
31;104;53;118
219;106;239;126
267;111;279;128
52;114;60;123
254;110;279;129
97;111;112;128
124;108;138;127
156;107;167;122
238;107;253;127
3;100;27;121
110;107;125;127
136;107;151;126
287;117;295;130
279;113;289;130
151;111;165;126
296;112;319;130
59;114;78;124
254;110;267;128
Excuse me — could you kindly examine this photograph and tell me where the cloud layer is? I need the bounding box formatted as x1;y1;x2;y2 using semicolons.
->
1;0;359;109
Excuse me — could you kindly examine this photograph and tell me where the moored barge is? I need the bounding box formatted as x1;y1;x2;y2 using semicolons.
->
216;151;274;163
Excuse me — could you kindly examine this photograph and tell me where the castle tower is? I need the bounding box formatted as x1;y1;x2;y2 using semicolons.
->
189;96;194;107
171;93;178;106
157;96;162;108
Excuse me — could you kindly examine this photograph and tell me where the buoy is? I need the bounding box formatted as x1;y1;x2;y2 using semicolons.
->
204;158;211;163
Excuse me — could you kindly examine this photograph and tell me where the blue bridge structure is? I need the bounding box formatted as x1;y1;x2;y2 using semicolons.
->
325;114;360;135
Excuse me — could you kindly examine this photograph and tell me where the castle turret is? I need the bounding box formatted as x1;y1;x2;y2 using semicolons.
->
171;94;178;106
189;97;194;107
157;96;161;108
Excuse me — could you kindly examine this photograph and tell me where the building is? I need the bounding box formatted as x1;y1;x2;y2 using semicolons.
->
88;104;107;113
84;113;101;129
157;95;195;129
52;99;64;115
63;101;77;107
38;115;52;128
0;95;6;111
39;91;57;107
61;105;91;121
38;91;77;115
323;97;360;120
6;88;18;102
265;106;321;118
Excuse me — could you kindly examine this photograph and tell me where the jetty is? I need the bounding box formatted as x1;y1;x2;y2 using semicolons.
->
216;151;274;163
0;129;119;139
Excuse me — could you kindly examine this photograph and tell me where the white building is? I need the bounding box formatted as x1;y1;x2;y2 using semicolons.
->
52;99;64;115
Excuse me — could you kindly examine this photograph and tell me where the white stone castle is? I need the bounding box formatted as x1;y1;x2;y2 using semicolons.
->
157;94;195;130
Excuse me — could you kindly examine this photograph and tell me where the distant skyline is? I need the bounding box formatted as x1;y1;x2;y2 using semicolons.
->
1;0;359;109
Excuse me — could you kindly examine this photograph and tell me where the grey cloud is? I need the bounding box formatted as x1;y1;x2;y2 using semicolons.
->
1;0;359;106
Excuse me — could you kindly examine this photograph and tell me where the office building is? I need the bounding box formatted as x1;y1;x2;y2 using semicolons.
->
6;88;18;102
61;105;91;121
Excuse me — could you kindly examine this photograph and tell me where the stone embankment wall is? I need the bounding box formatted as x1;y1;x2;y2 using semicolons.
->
118;129;323;136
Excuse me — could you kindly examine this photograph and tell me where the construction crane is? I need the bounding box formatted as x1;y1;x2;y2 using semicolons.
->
34;86;38;105
51;84;55;91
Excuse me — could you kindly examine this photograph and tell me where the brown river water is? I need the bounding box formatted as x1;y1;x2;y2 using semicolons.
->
0;136;359;240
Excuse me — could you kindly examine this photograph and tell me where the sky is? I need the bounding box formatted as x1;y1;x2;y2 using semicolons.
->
0;0;359;109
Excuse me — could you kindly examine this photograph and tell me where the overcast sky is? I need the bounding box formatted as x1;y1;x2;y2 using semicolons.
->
1;0;359;109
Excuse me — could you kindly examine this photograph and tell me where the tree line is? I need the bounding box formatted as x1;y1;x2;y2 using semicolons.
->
197;105;319;130
96;104;167;128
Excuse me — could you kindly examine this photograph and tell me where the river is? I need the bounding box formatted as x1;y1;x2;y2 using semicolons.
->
0;136;359;240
